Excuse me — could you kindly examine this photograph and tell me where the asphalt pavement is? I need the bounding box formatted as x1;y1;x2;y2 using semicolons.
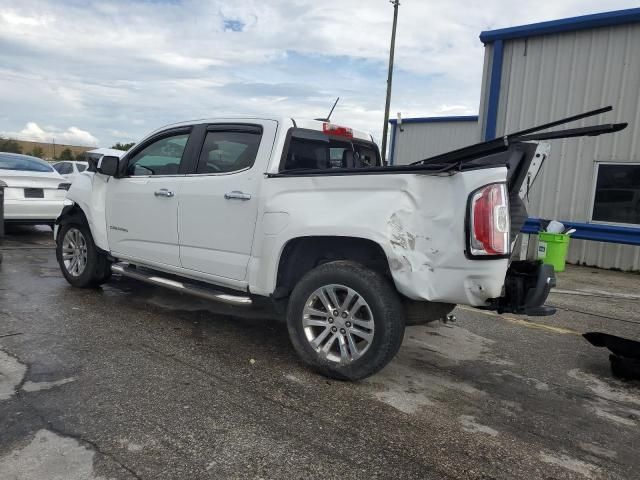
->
1;225;639;479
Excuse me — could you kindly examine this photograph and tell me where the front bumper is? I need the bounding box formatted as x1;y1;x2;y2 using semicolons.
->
486;260;556;316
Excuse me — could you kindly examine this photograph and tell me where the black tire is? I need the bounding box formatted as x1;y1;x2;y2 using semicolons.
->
56;222;111;288
286;261;405;380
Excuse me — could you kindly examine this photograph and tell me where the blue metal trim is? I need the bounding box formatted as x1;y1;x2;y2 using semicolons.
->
388;123;396;165
484;40;504;141
389;115;478;125
522;218;640;246
480;7;640;44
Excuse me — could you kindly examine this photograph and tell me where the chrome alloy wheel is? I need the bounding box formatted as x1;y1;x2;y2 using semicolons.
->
62;227;88;277
302;284;375;364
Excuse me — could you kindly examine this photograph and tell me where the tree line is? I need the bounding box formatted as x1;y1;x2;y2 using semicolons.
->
0;137;135;160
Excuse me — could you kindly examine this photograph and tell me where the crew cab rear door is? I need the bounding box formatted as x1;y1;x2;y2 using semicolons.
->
106;127;196;268
177;120;278;284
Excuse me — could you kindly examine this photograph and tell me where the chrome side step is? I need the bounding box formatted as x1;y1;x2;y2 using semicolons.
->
111;263;252;306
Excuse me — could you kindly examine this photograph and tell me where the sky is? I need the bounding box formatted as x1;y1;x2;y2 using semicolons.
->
0;0;638;148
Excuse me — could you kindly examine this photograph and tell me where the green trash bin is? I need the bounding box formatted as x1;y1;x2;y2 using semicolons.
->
537;232;571;272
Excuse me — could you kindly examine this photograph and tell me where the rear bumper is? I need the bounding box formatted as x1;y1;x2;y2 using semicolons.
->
4;199;65;221
486;260;556;316
392;257;509;306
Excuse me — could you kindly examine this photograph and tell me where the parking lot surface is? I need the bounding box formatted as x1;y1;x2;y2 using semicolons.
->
1;226;639;479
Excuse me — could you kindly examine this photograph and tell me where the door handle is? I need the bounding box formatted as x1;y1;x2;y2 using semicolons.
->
224;191;251;200
154;189;174;198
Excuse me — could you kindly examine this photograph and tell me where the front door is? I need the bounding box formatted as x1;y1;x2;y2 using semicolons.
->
106;129;192;268
178;122;276;281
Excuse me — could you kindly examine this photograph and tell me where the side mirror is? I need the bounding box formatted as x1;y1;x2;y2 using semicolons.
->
97;156;120;176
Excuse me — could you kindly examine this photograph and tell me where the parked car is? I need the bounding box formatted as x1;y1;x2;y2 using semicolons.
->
53;111;624;380
53;160;89;184
1;152;69;227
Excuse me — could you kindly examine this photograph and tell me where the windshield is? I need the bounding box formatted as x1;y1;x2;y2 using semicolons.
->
282;129;380;171
0;153;54;172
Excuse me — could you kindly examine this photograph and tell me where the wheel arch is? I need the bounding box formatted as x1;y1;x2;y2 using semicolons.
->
273;236;393;299
55;202;86;227
55;202;108;254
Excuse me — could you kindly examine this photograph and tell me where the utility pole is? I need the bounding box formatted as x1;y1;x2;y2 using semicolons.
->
52;138;56;159
381;0;400;164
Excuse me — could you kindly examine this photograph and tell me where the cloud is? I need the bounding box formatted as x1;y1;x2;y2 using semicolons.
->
2;122;98;146
0;10;49;26
0;0;637;147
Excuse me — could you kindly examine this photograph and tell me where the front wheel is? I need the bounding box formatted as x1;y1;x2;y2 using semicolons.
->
286;261;405;380
56;223;111;288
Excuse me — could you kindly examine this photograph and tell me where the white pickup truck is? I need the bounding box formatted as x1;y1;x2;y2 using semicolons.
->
54;109;625;379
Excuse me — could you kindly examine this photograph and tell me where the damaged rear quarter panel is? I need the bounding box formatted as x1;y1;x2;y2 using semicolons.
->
249;167;509;306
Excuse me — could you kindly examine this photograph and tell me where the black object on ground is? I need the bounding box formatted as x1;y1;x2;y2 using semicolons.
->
583;332;640;381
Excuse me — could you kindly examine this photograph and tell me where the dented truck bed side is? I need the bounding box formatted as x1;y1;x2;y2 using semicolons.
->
248;166;509;306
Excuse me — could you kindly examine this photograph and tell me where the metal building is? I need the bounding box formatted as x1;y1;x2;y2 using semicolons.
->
390;8;640;270
389;116;478;165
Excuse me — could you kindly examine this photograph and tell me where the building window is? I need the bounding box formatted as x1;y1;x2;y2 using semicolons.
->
591;163;640;226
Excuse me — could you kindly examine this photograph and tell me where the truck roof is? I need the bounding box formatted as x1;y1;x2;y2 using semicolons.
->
148;117;376;143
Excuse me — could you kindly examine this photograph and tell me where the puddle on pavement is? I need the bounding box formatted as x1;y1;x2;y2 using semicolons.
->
39;267;63;278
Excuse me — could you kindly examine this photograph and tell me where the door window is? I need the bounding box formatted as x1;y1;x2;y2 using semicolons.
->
126;133;190;176
196;130;261;174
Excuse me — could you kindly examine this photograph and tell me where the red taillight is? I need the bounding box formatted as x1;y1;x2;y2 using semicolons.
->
323;122;353;138
469;183;510;256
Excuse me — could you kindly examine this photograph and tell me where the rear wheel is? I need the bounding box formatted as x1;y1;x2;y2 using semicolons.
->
56;223;111;288
286;261;405;380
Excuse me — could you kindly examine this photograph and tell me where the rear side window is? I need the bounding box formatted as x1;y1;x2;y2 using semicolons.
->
0;153;53;172
196;130;261;174
76;163;87;172
282;129;380;171
54;162;73;174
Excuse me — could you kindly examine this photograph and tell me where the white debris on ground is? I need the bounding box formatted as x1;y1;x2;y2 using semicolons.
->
404;323;514;366
568;368;640;428
0;350;26;401
539;451;600;479
22;377;77;392
459;415;499;437
367;361;484;415
0;429;106;480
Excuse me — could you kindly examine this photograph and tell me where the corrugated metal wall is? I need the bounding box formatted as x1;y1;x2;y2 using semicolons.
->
391;121;479;165
490;23;640;270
